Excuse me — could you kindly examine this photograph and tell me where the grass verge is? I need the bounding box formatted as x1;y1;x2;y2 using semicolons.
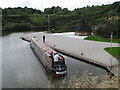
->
47;30;73;33
84;35;120;43
104;47;120;60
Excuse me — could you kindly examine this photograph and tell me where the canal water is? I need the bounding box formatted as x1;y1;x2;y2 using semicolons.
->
2;32;107;88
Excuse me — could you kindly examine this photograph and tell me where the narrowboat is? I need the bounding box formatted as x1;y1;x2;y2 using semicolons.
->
30;37;67;77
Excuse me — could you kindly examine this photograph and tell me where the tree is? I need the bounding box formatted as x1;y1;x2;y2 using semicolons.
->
44;8;53;14
62;8;69;14
53;6;61;14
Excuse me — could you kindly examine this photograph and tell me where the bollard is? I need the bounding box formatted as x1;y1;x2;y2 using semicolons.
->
81;53;83;55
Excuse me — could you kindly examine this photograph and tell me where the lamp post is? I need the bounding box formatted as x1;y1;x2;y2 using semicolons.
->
48;15;50;32
110;32;113;52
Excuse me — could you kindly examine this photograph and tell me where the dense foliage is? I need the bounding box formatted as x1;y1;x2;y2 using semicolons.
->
2;2;120;38
2;7;42;15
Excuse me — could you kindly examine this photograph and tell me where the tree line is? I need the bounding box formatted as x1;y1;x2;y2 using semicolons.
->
2;1;120;38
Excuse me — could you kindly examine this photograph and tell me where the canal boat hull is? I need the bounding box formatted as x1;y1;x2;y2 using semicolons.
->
30;37;67;77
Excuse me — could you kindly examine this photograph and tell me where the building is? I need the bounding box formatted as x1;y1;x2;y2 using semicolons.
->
75;21;92;36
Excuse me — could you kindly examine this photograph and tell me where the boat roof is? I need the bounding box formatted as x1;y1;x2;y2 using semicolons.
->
31;37;55;56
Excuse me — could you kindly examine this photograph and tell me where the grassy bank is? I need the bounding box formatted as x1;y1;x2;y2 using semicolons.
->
104;47;120;60
47;29;73;33
84;35;120;43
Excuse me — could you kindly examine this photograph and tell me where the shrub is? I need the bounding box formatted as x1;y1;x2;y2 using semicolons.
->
96;21;119;39
3;22;32;32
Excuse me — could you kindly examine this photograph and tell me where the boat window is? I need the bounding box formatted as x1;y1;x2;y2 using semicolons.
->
43;53;47;60
38;47;43;57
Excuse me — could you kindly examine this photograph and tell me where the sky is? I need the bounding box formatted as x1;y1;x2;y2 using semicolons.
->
0;0;119;11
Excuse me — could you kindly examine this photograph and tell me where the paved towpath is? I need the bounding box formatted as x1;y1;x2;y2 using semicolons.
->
21;32;119;76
